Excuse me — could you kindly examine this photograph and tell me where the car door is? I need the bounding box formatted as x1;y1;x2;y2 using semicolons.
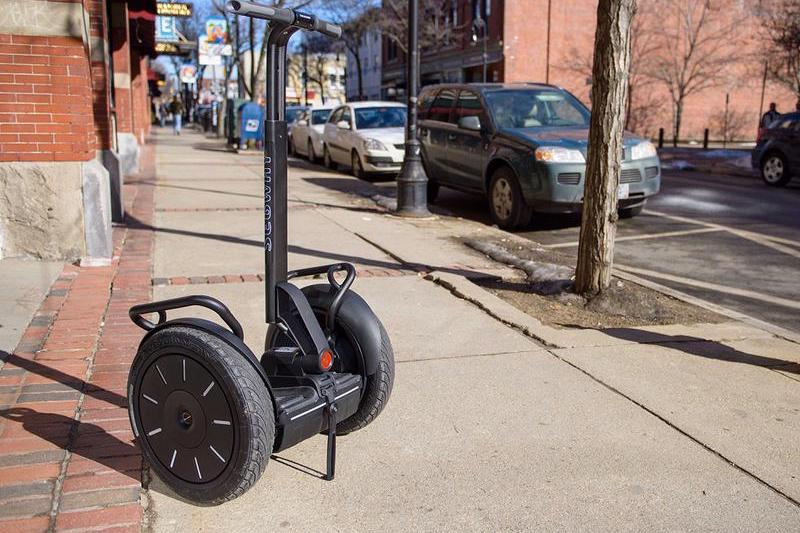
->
335;106;354;163
419;88;457;184
324;107;344;156
446;89;490;190
293;111;309;154
790;119;800;170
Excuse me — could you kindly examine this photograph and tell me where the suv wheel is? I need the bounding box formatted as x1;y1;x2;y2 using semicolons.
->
488;167;532;230
761;152;790;186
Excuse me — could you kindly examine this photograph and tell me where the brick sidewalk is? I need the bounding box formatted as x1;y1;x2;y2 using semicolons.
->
0;146;155;532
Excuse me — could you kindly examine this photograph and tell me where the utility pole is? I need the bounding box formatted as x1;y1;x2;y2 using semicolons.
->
302;42;309;106
395;0;430;217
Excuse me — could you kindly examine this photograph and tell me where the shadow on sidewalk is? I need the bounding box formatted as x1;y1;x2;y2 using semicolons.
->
0;350;142;480
601;329;800;375
0;407;141;481
126;215;495;280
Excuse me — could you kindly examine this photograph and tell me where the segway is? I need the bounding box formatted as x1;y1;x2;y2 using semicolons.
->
126;1;395;505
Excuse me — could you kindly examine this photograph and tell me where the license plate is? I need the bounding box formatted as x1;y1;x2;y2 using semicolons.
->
617;183;629;199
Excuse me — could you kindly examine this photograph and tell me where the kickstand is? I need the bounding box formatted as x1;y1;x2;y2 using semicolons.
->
324;394;338;481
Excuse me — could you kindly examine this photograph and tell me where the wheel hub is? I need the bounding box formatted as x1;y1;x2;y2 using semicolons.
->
136;354;234;483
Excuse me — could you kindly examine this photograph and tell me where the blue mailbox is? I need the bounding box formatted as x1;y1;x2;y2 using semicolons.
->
239;102;264;143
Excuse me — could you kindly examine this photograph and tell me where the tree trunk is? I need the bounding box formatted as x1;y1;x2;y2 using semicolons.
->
249;19;256;101
355;52;364;100
574;0;636;296
673;97;683;147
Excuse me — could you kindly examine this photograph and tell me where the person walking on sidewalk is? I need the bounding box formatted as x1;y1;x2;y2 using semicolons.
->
169;96;184;135
761;102;780;128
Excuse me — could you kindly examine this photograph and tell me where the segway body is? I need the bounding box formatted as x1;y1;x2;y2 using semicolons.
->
126;1;395;506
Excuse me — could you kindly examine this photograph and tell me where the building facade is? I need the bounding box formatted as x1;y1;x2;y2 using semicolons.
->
381;0;796;141
345;25;383;101
0;0;156;262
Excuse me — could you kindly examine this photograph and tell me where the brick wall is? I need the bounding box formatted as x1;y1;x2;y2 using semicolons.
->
504;0;797;140
0;34;95;163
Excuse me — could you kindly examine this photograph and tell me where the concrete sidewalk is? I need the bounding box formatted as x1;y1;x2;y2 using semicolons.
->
143;130;799;531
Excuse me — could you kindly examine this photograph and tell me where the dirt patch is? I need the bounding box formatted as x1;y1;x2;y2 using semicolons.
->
466;237;725;329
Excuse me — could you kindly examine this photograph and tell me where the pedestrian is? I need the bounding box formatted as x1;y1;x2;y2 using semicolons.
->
760;102;780;128
169;96;184;135
159;101;168;128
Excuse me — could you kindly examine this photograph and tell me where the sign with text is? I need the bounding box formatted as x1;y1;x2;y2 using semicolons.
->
179;64;197;84
157;2;193;17
155;16;178;42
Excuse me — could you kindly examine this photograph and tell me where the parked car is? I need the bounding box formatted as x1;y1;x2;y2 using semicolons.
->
752;111;799;187
285;105;308;153
290;106;334;162
322;102;406;179
417;83;662;229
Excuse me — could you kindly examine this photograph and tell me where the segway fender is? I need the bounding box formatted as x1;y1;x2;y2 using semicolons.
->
301;285;383;376
138;318;277;414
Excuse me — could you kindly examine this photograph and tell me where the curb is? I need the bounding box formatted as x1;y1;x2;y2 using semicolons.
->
0;145;156;532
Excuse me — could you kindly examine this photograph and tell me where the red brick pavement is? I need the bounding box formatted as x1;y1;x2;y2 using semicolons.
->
0;144;155;532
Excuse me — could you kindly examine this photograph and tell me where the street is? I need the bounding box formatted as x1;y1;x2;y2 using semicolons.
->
421;169;800;335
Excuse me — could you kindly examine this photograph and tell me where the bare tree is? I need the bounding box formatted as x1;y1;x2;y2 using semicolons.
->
646;0;738;146
710;107;749;143
378;0;462;55
319;0;379;101
574;0;637;296
301;33;342;105
561;2;661;135
759;0;800;98
213;0;314;101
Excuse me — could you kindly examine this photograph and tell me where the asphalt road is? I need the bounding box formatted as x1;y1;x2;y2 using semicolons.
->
428;170;800;334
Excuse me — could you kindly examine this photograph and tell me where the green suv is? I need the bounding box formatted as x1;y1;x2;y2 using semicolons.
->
418;83;661;229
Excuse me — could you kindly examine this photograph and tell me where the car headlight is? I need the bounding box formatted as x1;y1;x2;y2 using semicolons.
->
534;146;585;163
362;138;388;151
631;141;657;160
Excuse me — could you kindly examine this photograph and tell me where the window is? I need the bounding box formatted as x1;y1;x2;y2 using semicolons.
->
428;89;457;123
484;89;590;129
418;90;436;120
328;107;343;123
354;107;407;129
341;107;352;127
453;90;485;122
311;109;331;125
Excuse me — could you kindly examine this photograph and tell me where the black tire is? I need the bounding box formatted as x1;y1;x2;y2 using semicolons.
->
129;326;274;505
265;285;394;435
761;152;791;186
351;150;367;180
323;145;338;170
427;179;440;204
307;139;317;163
488;166;532;230
619;203;644;219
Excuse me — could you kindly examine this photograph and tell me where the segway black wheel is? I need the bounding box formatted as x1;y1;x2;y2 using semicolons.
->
266;285;394;435
129;325;275;505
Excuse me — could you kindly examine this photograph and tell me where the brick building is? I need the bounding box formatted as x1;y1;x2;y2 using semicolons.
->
381;0;796;141
0;0;156;263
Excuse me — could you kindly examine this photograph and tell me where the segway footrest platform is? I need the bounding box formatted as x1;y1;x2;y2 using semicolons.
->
269;370;361;453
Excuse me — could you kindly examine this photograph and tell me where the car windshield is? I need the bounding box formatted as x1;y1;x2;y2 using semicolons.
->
286;108;305;123
484;89;590;129
311;109;331;125
354;107;407;129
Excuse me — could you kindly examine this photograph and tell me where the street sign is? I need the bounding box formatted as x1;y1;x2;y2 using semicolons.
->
156;2;192;17
179;64;197;84
155;16;178;43
205;17;229;44
198;37;232;65
155;42;185;55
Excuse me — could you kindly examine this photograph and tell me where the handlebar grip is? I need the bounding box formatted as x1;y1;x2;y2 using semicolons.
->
225;0;294;24
313;18;342;39
226;0;342;39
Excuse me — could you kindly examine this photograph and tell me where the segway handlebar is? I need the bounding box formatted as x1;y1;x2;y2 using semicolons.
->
225;0;342;39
